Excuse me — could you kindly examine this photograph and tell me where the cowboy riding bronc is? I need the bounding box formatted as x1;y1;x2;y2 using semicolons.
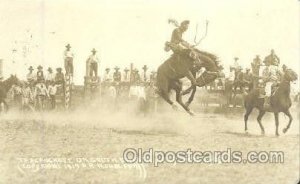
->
166;20;192;54
156;19;220;115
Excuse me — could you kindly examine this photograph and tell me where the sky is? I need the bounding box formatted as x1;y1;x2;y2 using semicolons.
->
0;0;299;85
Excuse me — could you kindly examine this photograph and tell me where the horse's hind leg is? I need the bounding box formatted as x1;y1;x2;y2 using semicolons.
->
257;110;266;135
283;110;293;134
244;107;253;133
274;112;279;136
158;89;177;110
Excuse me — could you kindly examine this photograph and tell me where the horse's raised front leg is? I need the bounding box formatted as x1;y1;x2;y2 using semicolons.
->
274;112;279;136
185;86;197;107
283;110;293;134
173;82;194;116
257;110;266;135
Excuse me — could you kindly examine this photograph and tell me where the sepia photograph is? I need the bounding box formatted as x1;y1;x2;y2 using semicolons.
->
0;0;299;183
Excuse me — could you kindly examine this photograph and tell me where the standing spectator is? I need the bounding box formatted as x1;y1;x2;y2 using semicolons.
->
36;65;45;83
46;67;55;85
86;48;100;77
251;55;261;76
113;67;121;83
243;68;254;91
263;49;280;66
142;65;148;82
34;83;49;111
55;68;65;85
48;81;57;110
21;82;34;111
26;66;35;85
63;44;74;76
251;55;262;88
122;68;130;82
103;68;112;82
233;57;241;70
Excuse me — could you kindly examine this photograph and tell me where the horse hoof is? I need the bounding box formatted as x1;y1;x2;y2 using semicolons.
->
172;104;178;110
245;130;249;135
188;110;195;116
261;131;265;135
276;133;280;137
282;128;288;134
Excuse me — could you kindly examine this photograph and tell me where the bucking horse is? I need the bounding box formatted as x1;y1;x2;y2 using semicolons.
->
156;48;219;115
243;68;298;136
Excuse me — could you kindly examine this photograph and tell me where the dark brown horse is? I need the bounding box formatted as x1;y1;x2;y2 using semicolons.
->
180;50;220;107
243;68;298;136
0;75;19;112
156;49;219;115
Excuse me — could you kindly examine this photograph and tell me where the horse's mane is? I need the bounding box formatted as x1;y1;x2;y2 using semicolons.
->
194;49;218;61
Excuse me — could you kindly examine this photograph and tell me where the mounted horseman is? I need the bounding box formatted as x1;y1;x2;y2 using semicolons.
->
244;65;297;136
157;19;220;115
0;75;19;112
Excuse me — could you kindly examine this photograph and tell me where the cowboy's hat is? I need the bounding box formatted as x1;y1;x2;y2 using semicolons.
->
56;67;62;71
47;67;53;72
142;65;148;71
114;66;120;70
124;68;129;72
37;65;43;69
105;68;110;71
28;66;34;70
234;57;239;60
65;44;71;48
91;48;97;53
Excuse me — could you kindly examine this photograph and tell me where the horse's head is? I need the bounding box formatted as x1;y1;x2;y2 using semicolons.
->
284;69;298;82
6;75;20;86
179;49;198;66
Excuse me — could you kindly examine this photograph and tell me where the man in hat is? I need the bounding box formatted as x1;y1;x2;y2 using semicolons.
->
103;68;112;82
21;81;34;111
34;82;49;111
63;44;74;76
122;68;130;82
233;66;244;94
45;67;55;85
243;68;254;91
251;55;262;76
260;58;281;109
132;69;141;84
36;65;45;83
26;66;36;85
150;71;157;83
233;57;241;70
142;65;149;82
113;67;121;83
86;48;100;77
55;68;65;85
168;20;191;53
263;49;280;66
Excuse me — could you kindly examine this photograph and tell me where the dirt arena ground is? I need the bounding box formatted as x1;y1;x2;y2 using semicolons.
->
0;102;299;184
